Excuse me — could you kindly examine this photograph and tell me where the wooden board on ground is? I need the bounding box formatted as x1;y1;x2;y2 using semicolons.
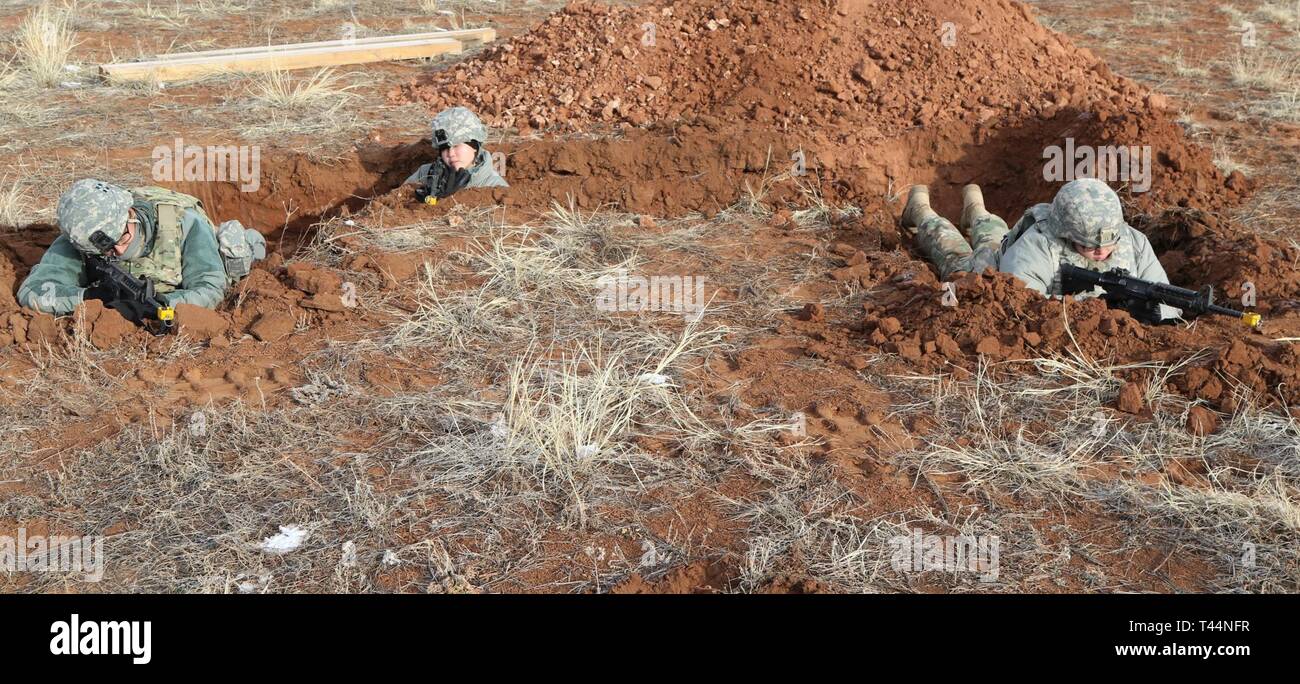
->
101;37;467;83
137;28;496;61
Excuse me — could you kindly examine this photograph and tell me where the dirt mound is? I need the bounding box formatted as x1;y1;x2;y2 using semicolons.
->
0;251;19;323
1137;208;1300;308
841;268;1300;410
394;0;1242;213
361;123;800;217
164;141;431;240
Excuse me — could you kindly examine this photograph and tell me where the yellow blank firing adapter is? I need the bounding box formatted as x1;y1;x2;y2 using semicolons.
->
1243;312;1262;328
424;196;438;206
158;307;176;323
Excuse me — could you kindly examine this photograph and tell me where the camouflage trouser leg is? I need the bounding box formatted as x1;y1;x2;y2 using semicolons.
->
966;213;1009;275
915;214;1009;281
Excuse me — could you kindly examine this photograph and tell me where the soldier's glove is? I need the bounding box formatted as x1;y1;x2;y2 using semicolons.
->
83;283;115;303
416;159;473;204
440;166;472;197
105;298;154;325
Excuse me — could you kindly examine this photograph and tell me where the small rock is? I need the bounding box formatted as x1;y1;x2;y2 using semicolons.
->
250;311;296;342
799;303;824;322
975;336;1001;356
300;293;346;312
892;341;922;360
935;333;961;357
1187;405;1219;436
175;303;228;341
287;263;342;295
1116;381;1143;414
25;314;60;348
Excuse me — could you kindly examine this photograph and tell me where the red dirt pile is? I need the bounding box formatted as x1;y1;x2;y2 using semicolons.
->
847;268;1300;410
395;0;1244;214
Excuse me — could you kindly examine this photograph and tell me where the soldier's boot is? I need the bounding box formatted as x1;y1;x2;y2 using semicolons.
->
900;185;938;235
960;184;989;232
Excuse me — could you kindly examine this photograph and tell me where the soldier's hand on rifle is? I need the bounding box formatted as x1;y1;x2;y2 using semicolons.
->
83;283;116;304
105;298;155;325
416;158;473;205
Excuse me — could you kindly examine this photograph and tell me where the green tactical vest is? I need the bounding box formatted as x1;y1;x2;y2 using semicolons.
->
124;186;210;293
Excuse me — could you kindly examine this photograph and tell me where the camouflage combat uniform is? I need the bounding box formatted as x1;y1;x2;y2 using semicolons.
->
914;212;1010;281
915;178;1179;320
18;179;265;316
404;106;509;189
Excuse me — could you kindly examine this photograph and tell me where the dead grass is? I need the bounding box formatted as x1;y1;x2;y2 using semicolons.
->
0;174;30;227
885;354;1300;592
1211;137;1254;176
1228;50;1299;90
1259;1;1300;25
15;3;78;88
233;67;365;140
1132;2;1191;27
1157;49;1211;79
245;67;356;109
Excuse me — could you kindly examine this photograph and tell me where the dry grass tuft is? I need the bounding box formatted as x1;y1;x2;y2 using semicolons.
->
886;355;1300;591
245;67;357;109
0;174;30;227
1228;50;1299;91
16;3;78;88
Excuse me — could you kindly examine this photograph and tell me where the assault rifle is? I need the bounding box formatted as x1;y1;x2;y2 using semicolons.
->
413;159;471;206
84;255;176;335
1059;264;1261;328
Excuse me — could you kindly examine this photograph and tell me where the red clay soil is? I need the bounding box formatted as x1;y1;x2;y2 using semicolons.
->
57;0;1254;246
394;0;1248;216
1;0;1293;409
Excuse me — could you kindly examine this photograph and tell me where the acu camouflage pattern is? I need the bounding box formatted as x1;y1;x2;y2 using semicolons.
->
214;219;267;284
917;179;1144;299
1012;202;1137;296
431;106;489;149
56;179;134;255
914;213;1010;281
123;186;211;293
1038;178;1124;248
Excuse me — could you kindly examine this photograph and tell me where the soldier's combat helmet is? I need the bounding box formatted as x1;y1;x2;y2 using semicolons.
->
430;107;488;150
57;179;134;255
1045;178;1124;248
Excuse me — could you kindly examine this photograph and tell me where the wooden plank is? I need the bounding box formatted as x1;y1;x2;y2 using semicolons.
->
101;38;464;83
144;28;495;62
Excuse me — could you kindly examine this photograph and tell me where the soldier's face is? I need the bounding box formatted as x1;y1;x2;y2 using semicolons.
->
440;143;476;171
1072;241;1115;262
112;209;138;257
